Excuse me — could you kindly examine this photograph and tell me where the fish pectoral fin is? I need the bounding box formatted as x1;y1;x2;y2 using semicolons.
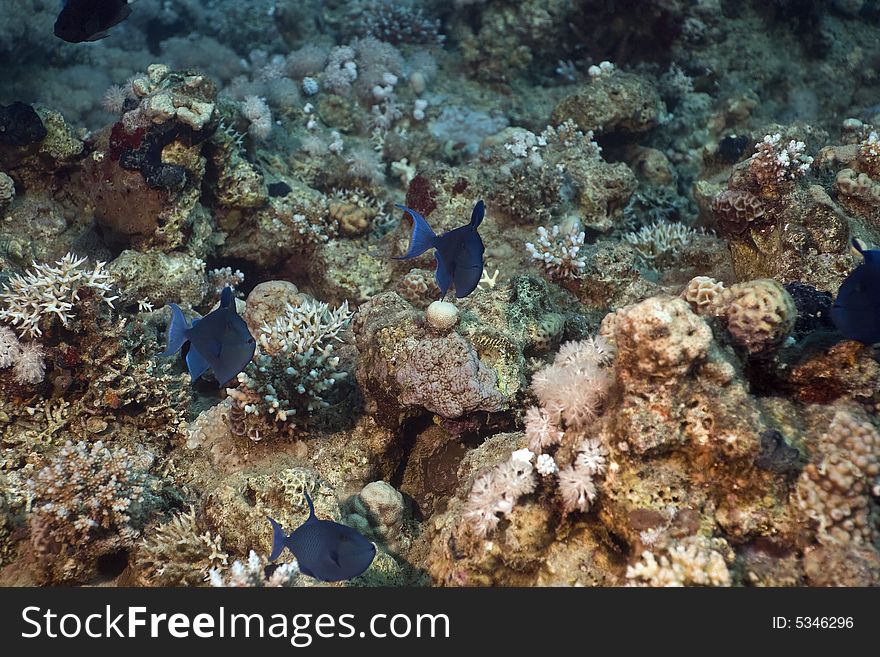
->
453;263;483;299
158;304;188;357
329;549;342;566
87;30;110;41
185;347;211;382
435;255;453;298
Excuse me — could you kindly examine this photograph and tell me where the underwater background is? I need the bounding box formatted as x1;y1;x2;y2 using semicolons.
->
0;0;879;587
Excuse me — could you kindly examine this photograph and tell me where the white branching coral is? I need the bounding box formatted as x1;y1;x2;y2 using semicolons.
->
257;298;352;357
623;220;704;264
208;267;245;295
526;225;587;280
0;253;117;337
209;550;300;587
504;129;547;158
626;536;733;587
231;298;353;428
27;441;154;550
463;448;537;538
137;507;228;586
749;133;813;185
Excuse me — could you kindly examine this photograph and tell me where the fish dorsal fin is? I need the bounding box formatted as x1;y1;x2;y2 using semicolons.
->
303;491;318;523
470;200;485;228
220;286;235;310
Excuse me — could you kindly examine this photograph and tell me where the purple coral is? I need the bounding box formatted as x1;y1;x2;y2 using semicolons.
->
396;332;506;418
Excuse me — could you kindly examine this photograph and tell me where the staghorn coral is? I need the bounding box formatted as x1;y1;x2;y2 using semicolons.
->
525;225;587;280
210;551;301;587
27;441;156;554
135;507;228;586
229;296;352;431
0;253;118;338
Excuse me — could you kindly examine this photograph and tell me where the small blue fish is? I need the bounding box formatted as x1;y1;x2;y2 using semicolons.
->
268;492;376;582
831;240;880;344
54;0;135;43
159;287;256;385
394;200;486;299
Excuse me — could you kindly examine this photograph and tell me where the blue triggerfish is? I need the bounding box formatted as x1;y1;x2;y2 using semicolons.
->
394;200;486;299
268;492;376;582
831;240;880;344
54;0;135;43
159;286;256;385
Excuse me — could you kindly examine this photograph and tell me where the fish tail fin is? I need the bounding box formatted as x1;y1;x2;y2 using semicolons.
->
393;205;436;260
470;200;485;229
267;517;289;561
158;304;188;357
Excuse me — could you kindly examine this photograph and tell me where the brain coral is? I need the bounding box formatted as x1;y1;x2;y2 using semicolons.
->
720;279;796;355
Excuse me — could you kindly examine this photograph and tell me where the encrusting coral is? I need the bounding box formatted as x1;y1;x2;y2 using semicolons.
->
3;2;880;590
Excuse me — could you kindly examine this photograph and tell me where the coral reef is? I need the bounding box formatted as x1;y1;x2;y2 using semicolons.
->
1;0;880;592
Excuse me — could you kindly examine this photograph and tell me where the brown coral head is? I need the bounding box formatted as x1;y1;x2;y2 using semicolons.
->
711;190;765;235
